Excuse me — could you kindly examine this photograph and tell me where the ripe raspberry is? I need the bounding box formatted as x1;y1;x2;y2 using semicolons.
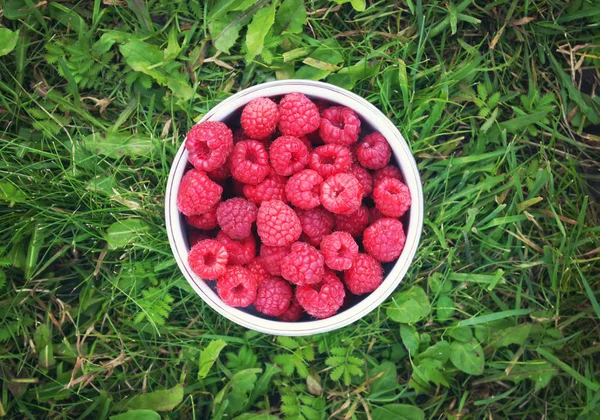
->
296;269;345;319
188;230;210;247
245;257;270;284
207;157;231;181
373;178;412;218
369;207;384;224
348;164;373;197
256;200;302;247
320;173;363;215
254;277;293;316
363;218;406;262
230;140;270;185
285;169;323;210
319;106;361;146
260;245;291;276
216;231;256;265
270;136;309;176
217;265;257;307
334;205;369;237
278;93;320;137
344;253;383;295
281;242;325;286
185;121;233;172
243;169;287;205
296;207;335;247
216;198;257;239
356;132;391;170
298;135;313;152
320;231;359;271
279;296;305;322
188;239;229;280
373;165;403;185
186;207;218;230
177;169;223;216
241;97;279;140
308;144;352;178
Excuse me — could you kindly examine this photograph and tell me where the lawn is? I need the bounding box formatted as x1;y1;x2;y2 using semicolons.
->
0;0;599;418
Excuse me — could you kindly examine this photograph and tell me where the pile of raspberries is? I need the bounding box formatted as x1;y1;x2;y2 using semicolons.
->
177;92;411;321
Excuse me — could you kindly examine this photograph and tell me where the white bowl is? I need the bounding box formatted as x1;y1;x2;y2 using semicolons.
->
165;80;424;336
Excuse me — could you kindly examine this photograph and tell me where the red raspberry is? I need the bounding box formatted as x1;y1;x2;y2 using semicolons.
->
373;178;412;218
186;207;218;230
260;244;290;276
319;106;361;146
356;132;391;170
230;140;270;185
296;269;345;319
217;265;257;307
254;277;293;316
278;92;320;137
373;165;403;185
241;97;279;140
216;231;256;265
348;164;373;197
188;239;229;280
344;253;383;295
206;157;231;181
185;121;233;172
245;257;270;284
281;241;325;286
320;173;363;215
308;144;352;178
270;136;309;176
369;207;384;224
177;169;223;216
334;204;369;237
243;169;287;205
256;200;302;246
296;207;335;247
320;231;359;271
216;198;257;239
363;218;406;262
285;169;323;210
279;296;305;322
298;135;313;152
188;230;210;247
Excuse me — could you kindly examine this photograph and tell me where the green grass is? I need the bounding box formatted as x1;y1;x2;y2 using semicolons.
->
1;0;599;418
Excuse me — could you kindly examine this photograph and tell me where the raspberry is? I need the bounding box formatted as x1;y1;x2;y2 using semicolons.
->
254;277;293;316
246;257;270;284
230;140;270;185
344;253;383;295
373;165;403;185
320;173;363;215
296;207;335;247
308;144;352;178
278;93;320;137
216;198;257;239
177;169;223;216
319;106;361;146
363;218;406;262
185;121;233;172
186;207;218;230
296;269;345;319
281;241;325;286
243;169;287;205
256;200;302;247
285;169;323;210
334;205;369;237
216;231;256;265
348;164;373;197
356;132;391;170
369;207;384;224
260;244;291;276
279;296;305;322
188;230;210;247
270;136;309;176
241;97;279;140
217;265;257;307
373;178;412;218
188;239;229;280
298;135;313;152
320;232;359;271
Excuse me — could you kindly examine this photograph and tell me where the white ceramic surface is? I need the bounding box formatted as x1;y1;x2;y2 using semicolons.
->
165;80;424;336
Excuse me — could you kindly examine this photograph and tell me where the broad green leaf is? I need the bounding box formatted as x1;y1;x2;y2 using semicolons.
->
105;219;151;250
331;0;366;12
491;324;532;349
416;341;450;363
369;361;398;398
400;324;420;355
248;364;281;405
295;39;343;80
209;0;253;19
412;358;449;389
164;27;181;62
39;344;56;369
34;324;51;351
274;0;306;34
233;414;280;420
483;361;558;392
0;182;27;205
448;326;473;342
3;0;33;19
449;340;484;375
231;368;262;394
427;273;452;294
110;410;161;420
387;286;431;324
209;11;252;54
327;58;379;90
372;404;425;420
245;4;276;61
436;295;456;321
0;28;19;57
199;339;227;378
81;132;154;158
88;176;117;195
113;384;183;412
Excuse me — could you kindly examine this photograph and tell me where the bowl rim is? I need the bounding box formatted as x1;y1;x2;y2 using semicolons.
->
165;79;424;336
